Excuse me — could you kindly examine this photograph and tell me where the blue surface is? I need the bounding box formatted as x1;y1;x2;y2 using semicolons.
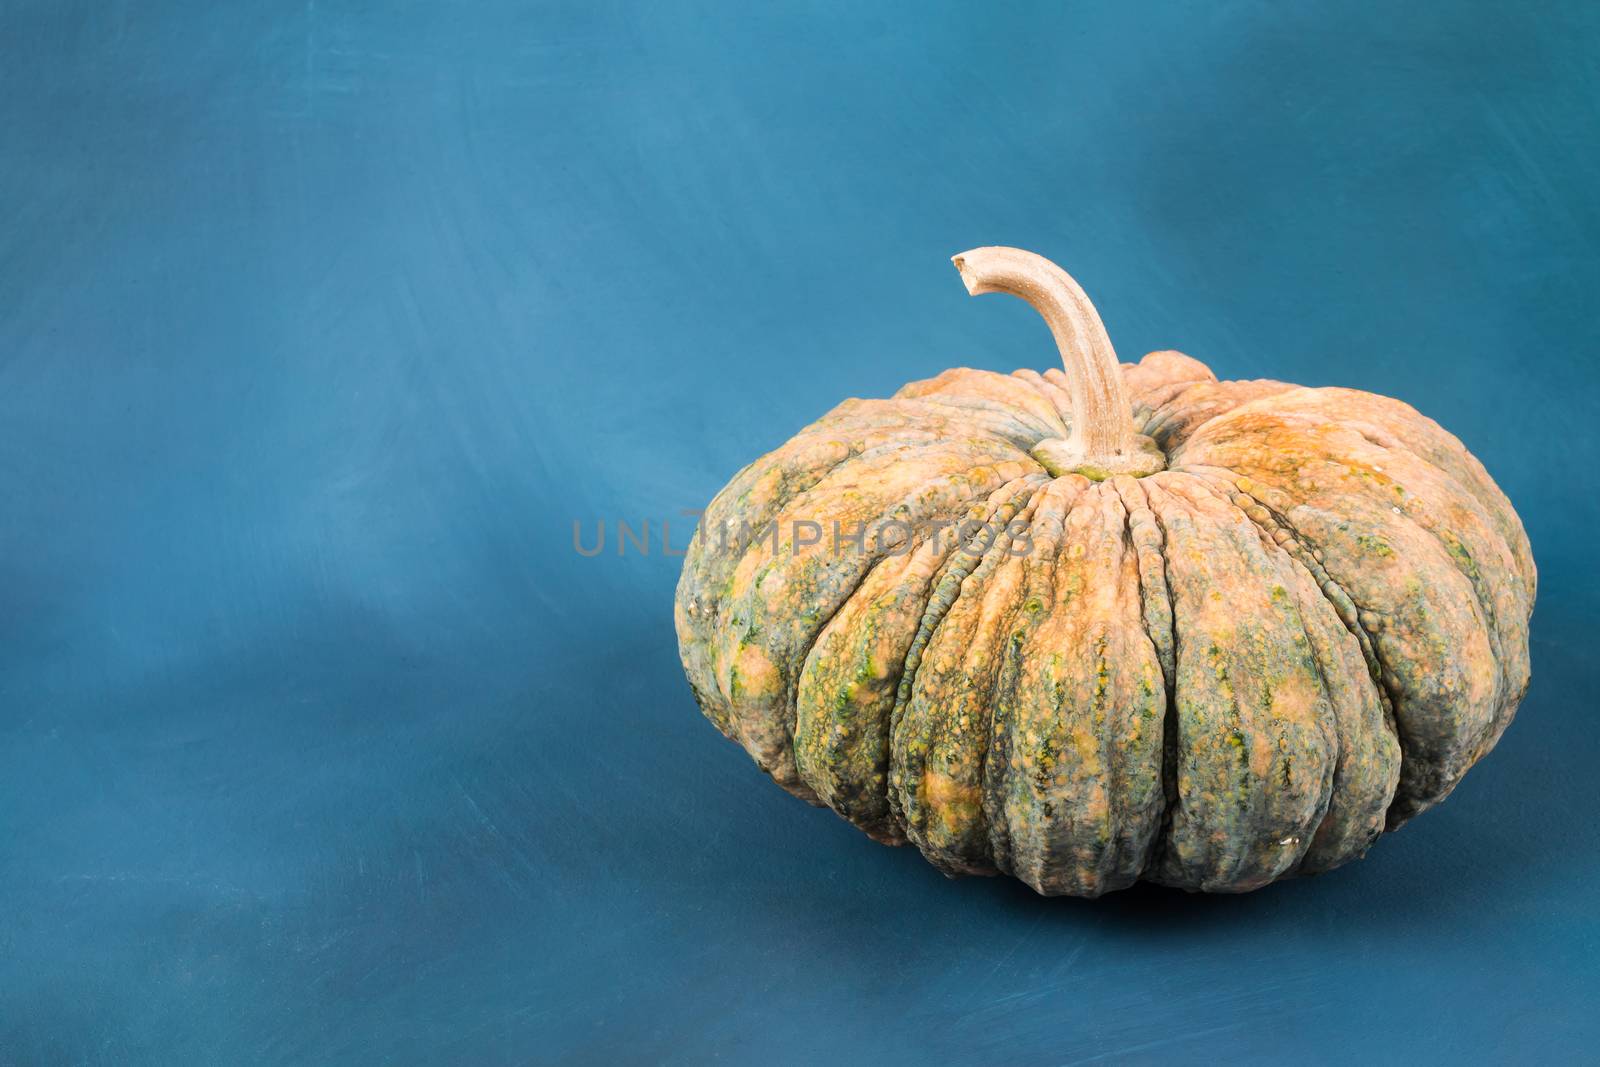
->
3;1;1598;1062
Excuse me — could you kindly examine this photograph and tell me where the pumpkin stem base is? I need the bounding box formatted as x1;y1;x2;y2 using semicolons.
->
1031;434;1166;481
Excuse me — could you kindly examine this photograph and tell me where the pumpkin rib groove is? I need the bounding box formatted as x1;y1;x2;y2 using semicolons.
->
1150;577;1183;877
678;421;963;743
891;486;1050;876
1108;475;1181;881
1004;477;1102;891
705;452;1038;798
777;459;1037;744
991;482;1169;894
1272;539;1401;874
793;543;943;840
1194;386;1534;597
885;477;1048;830
1146;511;1183;883
1252;521;1344;877
1140;472;1342;890
1137;475;1221;887
766;545;906;802
796;473;1051;842
1257;539;1377;876
1129;476;1196;882
1166;392;1532;762
1100;484;1175;887
889;478;1048;714
1190;451;1512;823
1265;540;1343;878
982;478;1084;884
678;441;871;743
1221;498;1400;876
1183;466;1390;698
1297;539;1494;822
1305;421;1530;756
1110;477;1179;686
1346;442;1526;759
1174;394;1530;682
1199;472;1449;830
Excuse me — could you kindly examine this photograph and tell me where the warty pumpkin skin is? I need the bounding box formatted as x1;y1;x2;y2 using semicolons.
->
674;247;1534;896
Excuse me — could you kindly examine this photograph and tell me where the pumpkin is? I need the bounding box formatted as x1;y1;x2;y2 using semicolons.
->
674;246;1534;896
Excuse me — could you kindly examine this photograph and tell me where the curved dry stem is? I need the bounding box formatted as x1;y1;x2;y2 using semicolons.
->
953;246;1151;476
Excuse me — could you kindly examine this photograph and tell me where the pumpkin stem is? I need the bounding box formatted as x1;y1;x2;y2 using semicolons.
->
952;246;1162;479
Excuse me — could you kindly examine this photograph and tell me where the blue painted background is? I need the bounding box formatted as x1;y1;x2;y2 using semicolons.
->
3;1;1597;1062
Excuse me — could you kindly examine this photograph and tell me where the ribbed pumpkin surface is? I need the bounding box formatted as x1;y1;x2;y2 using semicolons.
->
675;256;1533;897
